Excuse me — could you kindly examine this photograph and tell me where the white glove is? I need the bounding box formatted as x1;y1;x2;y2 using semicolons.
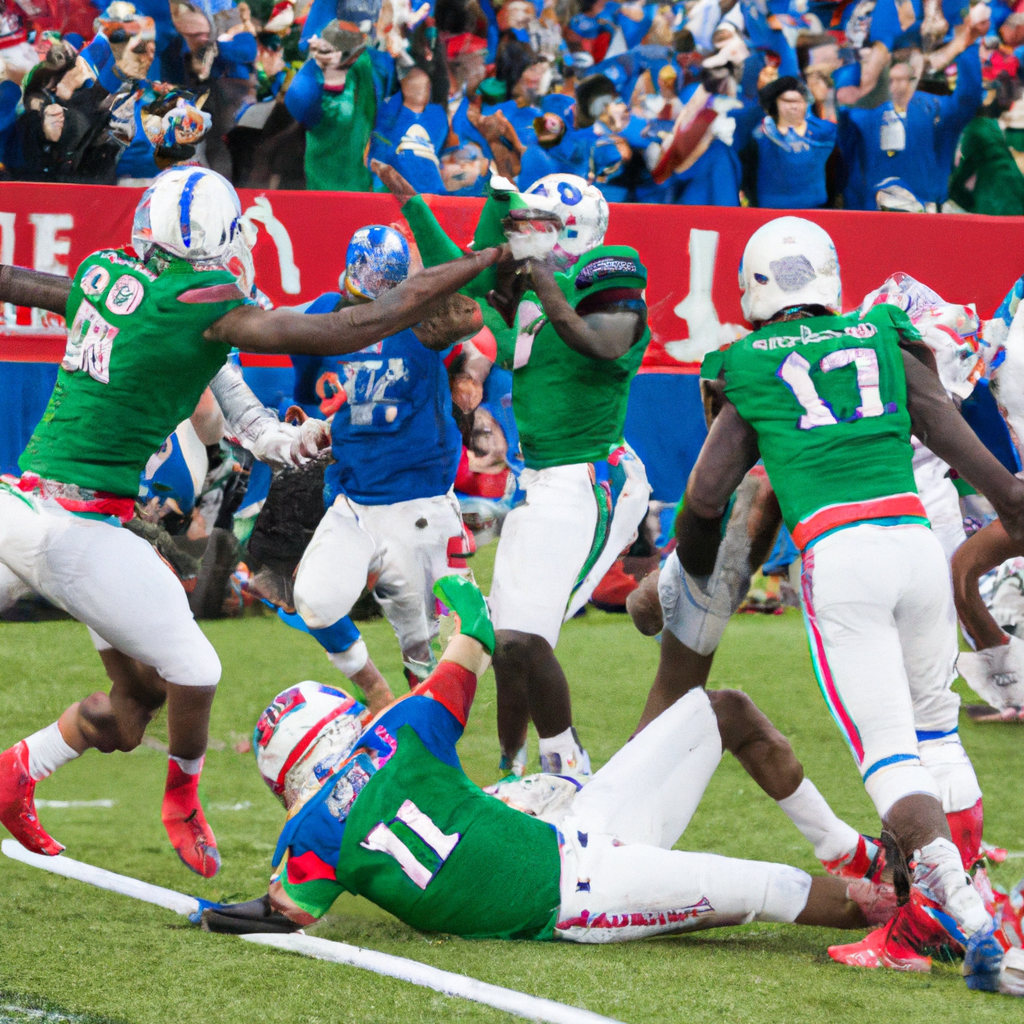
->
249;417;331;470
956;635;1024;711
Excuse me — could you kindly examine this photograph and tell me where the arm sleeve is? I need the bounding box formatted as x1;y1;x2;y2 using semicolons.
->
298;0;337;52
284;60;325;128
940;44;982;125
279;850;346;919
403;194;465;265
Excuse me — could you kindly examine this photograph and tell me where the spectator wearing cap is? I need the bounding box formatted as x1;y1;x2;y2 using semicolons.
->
285;20;376;190
838;44;983;210
370;65;450;193
742;74;837;208
948;71;1024;214
447;32;492;158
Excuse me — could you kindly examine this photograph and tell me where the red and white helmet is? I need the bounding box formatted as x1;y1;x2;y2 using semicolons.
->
860;272;983;400
253;681;371;809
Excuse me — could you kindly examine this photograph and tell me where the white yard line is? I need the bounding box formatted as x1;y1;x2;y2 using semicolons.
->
2;841;626;1024
34;800;115;809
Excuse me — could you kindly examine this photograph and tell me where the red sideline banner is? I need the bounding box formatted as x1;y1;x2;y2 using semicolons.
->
1;181;1023;372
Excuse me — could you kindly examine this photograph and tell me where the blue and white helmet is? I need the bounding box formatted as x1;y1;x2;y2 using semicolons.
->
523;173;608;269
131;167;255;293
341;225;410;303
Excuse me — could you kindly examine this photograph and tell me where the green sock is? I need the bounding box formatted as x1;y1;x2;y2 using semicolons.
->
433;575;495;655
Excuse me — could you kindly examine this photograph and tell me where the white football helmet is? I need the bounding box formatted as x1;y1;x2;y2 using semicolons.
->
739;216;841;325
132;166;256;294
523;173;609;269
860;273;983;400
253;681;370;809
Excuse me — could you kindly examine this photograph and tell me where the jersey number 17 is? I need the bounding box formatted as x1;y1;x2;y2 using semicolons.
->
777;347;898;430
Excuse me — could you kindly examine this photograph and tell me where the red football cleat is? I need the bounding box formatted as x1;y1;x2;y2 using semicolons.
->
822;834;886;884
829;890;955;973
162;759;220;878
0;741;64;856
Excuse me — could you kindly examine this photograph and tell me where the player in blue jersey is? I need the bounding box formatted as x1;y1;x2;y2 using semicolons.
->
289;225;484;711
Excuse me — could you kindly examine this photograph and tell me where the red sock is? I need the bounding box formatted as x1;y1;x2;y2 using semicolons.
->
412;662;477;726
947;798;984;870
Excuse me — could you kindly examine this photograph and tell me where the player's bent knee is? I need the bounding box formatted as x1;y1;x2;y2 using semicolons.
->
708;689;759;748
327;638;370;677
494;629;549;666
866;760;942;820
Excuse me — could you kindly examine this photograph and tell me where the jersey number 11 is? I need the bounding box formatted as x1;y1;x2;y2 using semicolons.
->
361;799;461;890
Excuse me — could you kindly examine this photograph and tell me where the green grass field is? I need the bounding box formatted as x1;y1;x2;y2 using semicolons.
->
2;541;1024;1024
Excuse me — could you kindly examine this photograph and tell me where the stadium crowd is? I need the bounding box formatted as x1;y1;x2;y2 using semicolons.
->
3;0;1024;210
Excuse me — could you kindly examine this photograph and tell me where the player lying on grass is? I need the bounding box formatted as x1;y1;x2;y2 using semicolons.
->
0;166;497;878
202;575;895;943
674;215;1024;990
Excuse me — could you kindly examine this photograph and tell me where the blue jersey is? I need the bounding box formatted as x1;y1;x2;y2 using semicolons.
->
295;293;462;506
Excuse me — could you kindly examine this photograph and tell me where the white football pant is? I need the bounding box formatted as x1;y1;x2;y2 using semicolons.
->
0;487;220;688
554;688;812;942
801;523;980;819
293;491;467;653
491;459;649;648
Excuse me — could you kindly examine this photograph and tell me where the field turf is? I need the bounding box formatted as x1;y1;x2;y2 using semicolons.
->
2;541;1024;1024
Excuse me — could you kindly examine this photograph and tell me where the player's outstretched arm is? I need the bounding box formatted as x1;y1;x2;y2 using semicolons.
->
526;260;645;361
903;350;1024;541
952;520;1021;648
676;401;760;575
0;265;72;315
205;249;500;355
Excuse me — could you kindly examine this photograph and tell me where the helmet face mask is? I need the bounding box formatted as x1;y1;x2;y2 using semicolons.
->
341;225;410;303
523;173;609;270
131;167;254;292
861;272;983;399
253;681;370;809
739;216;841;324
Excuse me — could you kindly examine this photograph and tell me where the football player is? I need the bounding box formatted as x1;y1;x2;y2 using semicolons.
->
0;166;497;875
373;161;651;779
286;225;482;713
674;215;1024;989
203;574;894;944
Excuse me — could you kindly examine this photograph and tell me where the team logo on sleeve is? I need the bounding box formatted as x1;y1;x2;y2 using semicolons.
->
105;275;146;315
80;265;110;297
575;257;641;289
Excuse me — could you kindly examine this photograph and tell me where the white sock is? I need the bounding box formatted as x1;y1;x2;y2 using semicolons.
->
169;755;204;776
776;778;861;863
25;722;80;782
538;727;579;760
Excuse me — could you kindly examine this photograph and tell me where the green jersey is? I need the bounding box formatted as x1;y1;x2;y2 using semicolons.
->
701;304;926;550
280;726;563;940
304;52;375;193
498;247;649;469
20;250;242;497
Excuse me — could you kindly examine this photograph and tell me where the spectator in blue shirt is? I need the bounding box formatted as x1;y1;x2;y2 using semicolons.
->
518;110;592;187
371;66;450;193
742;75;837;208
839;45;983;210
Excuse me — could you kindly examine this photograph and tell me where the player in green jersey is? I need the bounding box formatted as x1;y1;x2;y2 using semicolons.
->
675;216;1024;989
202;574;892;944
0;167;498;877
372;163;652;780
